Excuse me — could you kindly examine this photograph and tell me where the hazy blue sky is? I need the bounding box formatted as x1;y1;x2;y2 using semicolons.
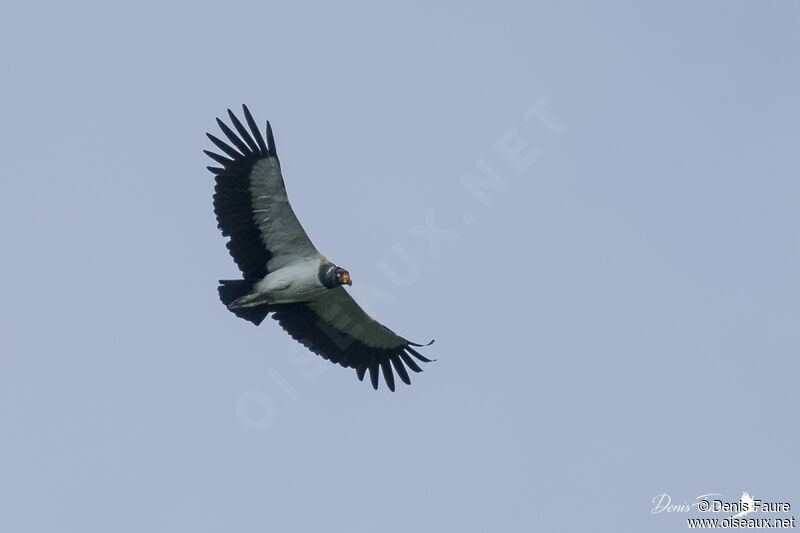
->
2;2;798;531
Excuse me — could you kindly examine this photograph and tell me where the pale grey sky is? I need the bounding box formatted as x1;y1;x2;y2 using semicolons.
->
2;2;799;531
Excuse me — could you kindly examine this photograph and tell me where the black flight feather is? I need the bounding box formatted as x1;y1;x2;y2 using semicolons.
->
407;346;433;363
206;133;241;160
216;118;252;156
227;109;260;153
390;354;411;385
266;121;277;157
381;359;395;392
243;105;268;154
368;363;379;390
204;150;234;167
398;351;423;373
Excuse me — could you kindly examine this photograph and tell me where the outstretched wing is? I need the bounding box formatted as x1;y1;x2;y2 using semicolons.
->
206;105;319;280
270;287;433;391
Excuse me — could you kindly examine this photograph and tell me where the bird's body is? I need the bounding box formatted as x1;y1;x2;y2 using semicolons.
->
238;257;329;306
205;106;433;390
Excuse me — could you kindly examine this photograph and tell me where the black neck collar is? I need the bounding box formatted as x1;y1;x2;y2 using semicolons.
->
318;263;339;288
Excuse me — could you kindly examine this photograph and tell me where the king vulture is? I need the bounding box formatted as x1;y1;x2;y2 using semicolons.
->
205;106;433;391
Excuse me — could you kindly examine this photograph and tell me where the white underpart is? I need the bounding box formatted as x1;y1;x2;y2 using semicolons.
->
254;258;327;304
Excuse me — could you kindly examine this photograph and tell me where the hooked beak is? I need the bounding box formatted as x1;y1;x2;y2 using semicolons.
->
342;273;352;286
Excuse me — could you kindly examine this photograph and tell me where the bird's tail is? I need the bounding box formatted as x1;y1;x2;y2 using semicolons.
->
218;280;271;326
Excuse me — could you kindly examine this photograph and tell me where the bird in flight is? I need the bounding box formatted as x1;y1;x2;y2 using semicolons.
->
205;105;433;391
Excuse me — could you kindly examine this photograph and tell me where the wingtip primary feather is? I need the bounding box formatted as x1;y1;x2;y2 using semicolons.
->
368;363;379;390
406;346;434;363
408;338;435;347
204;149;233;167
398;351;423;373
380;359;396;392
216;118;252;156
266;121;277;157
207;133;241;159
242;105;268;154
227;108;260;153
390;354;411;385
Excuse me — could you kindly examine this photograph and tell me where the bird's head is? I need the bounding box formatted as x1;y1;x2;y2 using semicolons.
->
334;267;352;286
319;263;352;288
